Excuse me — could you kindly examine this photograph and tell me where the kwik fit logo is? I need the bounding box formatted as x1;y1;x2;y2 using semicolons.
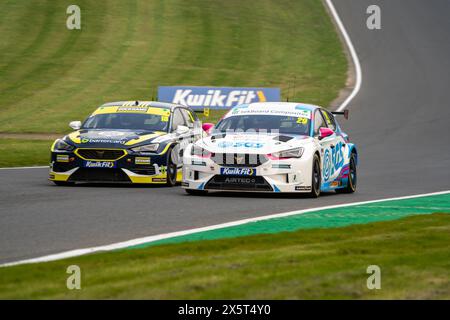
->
84;161;115;168
221;167;255;176
158;86;280;110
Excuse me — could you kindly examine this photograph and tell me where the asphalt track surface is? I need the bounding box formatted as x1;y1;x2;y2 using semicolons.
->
1;0;449;264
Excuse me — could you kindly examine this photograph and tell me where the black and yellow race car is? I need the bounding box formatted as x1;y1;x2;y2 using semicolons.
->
49;101;203;186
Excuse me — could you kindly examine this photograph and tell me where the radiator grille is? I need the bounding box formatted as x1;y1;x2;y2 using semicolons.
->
129;167;156;176
77;149;125;160
69;168;131;182
211;153;268;167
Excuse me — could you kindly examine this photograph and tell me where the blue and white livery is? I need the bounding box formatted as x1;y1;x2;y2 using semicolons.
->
182;102;358;197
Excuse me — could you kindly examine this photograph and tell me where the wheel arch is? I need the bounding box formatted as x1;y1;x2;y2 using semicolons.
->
347;143;358;165
314;150;321;162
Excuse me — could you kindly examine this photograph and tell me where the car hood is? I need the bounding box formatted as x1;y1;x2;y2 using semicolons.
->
64;129;167;148
196;132;313;154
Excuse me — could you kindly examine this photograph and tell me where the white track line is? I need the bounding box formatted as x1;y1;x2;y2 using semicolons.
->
325;0;362;111
0;166;48;170
2;190;449;267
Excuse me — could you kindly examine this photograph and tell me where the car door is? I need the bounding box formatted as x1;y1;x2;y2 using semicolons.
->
170;108;197;163
169;108;188;165
316;109;346;187
180;108;202;143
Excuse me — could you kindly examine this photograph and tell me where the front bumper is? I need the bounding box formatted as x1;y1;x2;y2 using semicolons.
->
49;149;175;184
182;152;314;193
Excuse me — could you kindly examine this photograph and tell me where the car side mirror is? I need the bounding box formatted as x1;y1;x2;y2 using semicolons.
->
69;121;81;130
176;125;190;135
319;127;334;140
202;123;214;135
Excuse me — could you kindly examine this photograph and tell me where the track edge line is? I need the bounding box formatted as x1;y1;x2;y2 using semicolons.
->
2;190;449;268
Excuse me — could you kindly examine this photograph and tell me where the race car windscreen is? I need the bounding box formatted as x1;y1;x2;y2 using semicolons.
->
82;113;169;132
214;114;311;136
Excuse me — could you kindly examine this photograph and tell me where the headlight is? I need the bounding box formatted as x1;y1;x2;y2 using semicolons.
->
131;143;159;153
271;147;304;158
191;144;211;157
54;139;75;152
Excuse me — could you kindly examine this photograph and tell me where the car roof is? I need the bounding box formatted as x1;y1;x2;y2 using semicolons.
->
245;102;320;111
90;101;183;116
223;102;321;119
100;101;181;110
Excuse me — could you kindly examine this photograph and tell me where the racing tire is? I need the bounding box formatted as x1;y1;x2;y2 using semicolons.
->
52;181;75;186
336;153;357;194
165;147;178;187
309;154;321;198
185;189;208;196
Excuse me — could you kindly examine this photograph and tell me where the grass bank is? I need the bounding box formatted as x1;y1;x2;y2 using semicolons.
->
0;139;51;167
1;214;449;299
0;0;346;133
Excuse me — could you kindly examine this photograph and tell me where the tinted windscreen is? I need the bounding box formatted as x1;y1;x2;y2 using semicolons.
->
82;113;169;131
215;115;310;136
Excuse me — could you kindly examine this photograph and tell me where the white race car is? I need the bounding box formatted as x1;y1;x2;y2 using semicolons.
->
182;102;357;197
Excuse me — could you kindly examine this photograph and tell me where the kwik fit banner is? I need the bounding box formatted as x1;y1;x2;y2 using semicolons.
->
158;86;281;110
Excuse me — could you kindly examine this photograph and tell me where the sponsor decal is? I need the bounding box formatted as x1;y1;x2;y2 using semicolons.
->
231;108;312;119
224;177;256;184
98;131;126;137
135;157;151;165
330;181;339;187
323;142;345;181
331;141;345;171
136;152;154;156
217;141;264;149
117;106;149;113
295;186;312;191
80;138;126;144
159;165;167;174
220;167;255;176
323;149;332;181
158;86;280;110
83;161;115;168
152;178;167;182
56;154;69;163
294;107;313;119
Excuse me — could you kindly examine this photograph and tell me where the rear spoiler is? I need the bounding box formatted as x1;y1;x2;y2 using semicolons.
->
331;110;349;120
194;108;210;117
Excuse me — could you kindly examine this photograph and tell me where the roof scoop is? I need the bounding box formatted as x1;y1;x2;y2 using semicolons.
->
273;135;293;142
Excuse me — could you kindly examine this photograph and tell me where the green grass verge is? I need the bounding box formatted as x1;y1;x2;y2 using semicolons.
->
1;214;449;299
132;193;450;248
0;0;346;133
0;139;51;167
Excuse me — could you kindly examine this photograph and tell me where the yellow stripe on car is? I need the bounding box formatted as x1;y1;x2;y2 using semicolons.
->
158;142;174;155
67;131;81;144
121;169;167;184
50;140;58;152
124;132;165;146
48;168;79;181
